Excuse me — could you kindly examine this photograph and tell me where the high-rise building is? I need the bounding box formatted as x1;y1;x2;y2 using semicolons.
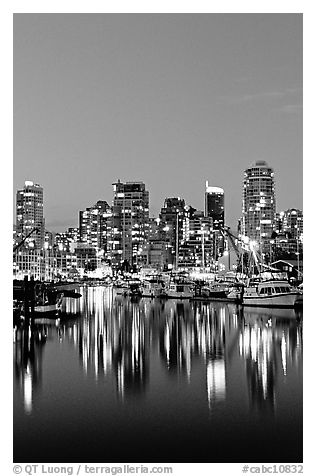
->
16;181;45;249
44;230;54;249
205;183;225;229
204;183;225;258
79;200;111;251
54;227;79;253
159;197;187;267
110;180;149;267
179;210;214;270
142;218;171;270
276;208;303;240
273;209;303;257
242;161;276;253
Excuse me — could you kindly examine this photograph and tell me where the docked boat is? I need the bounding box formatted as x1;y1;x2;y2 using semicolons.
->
199;280;243;303
52;281;80;291
165;281;194;299
242;279;300;308
33;290;64;316
141;277;167;298
294;283;303;307
113;279;130;296
128;280;143;297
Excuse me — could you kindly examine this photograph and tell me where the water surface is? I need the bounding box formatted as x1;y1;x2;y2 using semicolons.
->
14;286;303;463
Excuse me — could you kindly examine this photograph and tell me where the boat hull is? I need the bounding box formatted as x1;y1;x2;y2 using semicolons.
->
33;303;62;315
33;292;64;315
165;291;194;299
191;295;241;303
142;288;167;298
243;292;300;308
114;287;129;296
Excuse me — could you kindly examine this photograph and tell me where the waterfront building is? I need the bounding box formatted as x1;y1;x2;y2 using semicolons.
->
74;242;99;272
178;210;214;270
44;230;54;249
54;227;79;253
54;251;78;279
159;197;187;267
79;200;111;251
13;246;89;281
13;225;18;249
275;209;303;241
204;183;225;258
142;218;172;270
109;180;149;268
272;233;302;257
68;227;80;243
13;249;45;280
242;161;276;254
204;182;225;229
271;259;303;282
270;210;303;262
16;181;45;249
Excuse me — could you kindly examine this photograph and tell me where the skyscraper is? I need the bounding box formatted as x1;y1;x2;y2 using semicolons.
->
178;210;214;270
110;180;149;267
205;183;225;258
79;200;111;251
204;183;225;229
16;180;45;249
273;208;303;257
276;208;303;241
242;160;276;253
159;197;186;254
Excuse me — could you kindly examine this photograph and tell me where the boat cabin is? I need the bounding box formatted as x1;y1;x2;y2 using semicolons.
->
245;280;292;296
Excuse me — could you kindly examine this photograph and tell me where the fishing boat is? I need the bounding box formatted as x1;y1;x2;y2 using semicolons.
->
242;279;300;308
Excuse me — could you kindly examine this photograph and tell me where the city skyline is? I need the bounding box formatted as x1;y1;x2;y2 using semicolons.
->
14;14;302;232
14;159;301;237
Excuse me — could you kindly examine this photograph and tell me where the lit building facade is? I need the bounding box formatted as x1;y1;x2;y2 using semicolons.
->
79;200;111;251
44;230;54;249
179;210;214;270
16;181;45;249
275;209;303;241
109;180;149;268
204;183;225;258
272;209;303;258
143;218;173;270
205;183;225;229
54;227;79;253
242;161;276;253
159;197;187;266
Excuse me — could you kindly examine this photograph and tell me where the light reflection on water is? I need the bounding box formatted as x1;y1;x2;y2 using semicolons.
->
13;286;303;463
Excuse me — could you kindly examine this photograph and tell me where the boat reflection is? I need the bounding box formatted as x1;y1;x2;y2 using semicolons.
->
239;307;303;413
14;287;302;416
13;320;59;414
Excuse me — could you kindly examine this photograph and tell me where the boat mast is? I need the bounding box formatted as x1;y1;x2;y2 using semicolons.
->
201;225;205;273
175;209;179;271
296;234;300;279
123;194;126;262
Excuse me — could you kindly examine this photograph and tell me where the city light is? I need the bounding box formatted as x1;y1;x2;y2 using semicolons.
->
13;169;302;280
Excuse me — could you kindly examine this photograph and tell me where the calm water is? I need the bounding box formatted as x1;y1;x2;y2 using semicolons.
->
13;286;303;463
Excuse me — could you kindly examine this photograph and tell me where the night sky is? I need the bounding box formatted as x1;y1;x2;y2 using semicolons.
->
13;13;302;232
